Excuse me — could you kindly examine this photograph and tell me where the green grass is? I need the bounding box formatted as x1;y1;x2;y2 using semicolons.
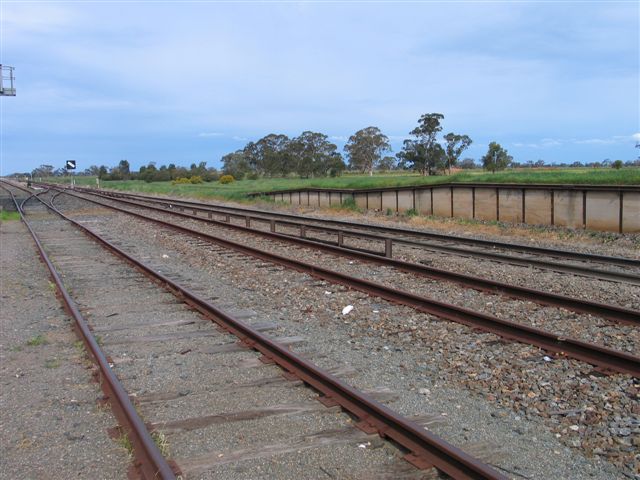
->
41;168;639;202
26;334;48;346
116;432;134;458
151;431;170;457
44;358;61;369
1;210;21;221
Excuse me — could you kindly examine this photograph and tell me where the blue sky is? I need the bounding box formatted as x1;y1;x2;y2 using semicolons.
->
1;1;638;174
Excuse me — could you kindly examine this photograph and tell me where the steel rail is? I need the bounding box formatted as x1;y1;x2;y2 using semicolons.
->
33;187;509;480
0;185;176;480
60;188;640;326
85;186;640;268
51;188;640;377
75;187;640;285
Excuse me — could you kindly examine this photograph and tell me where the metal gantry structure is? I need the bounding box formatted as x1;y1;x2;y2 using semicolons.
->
0;65;16;96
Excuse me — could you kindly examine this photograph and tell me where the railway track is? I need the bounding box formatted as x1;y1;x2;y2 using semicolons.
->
73;186;640;284
57;186;640;327
2;184;511;479
42;186;640;376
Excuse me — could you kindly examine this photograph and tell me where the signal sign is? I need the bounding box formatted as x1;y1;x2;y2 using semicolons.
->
66;160;76;170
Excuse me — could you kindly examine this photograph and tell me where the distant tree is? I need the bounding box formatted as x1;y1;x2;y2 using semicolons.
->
344;126;391;176
534;159;545;168
118;159;130;179
378;156;396;172
31;164;55;178
82;165;101;176
570;161;583;168
397;140;446;176
443;132;472;174
248;134;293;176
398;113;445;176
482;142;513;173
138;162;157;182
459;158;477;169
153;165;170;181
53;167;66;177
98;165;108;180
326;153;346;177
203;167;219;182
612;160;623;170
222;151;251;179
289;131;340;177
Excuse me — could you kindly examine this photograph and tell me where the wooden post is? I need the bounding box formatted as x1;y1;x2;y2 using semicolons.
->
384;238;393;258
472;187;476;219
619;191;624;233
582;190;587;229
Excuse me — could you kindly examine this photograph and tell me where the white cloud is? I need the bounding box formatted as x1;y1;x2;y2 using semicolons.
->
514;135;636;149
539;138;562;147
198;132;224;137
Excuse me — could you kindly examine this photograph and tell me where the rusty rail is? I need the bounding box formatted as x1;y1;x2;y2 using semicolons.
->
17;186;511;479
0;184;176;480
51;188;640;377
86;187;640;269
61;187;640;327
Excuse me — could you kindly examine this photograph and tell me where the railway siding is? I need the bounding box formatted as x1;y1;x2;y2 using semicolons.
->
61;189;638;358
50;189;638;477
13;185;513;479
0;214;131;479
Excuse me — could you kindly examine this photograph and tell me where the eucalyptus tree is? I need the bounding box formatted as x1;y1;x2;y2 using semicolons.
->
482;142;513;173
443;133;472;175
222;150;251;179
344;126;391;176
243;134;293;176
289;131;340;177
398;113;446;175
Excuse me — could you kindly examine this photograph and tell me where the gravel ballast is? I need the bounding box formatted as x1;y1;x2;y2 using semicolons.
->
54;192;639;479
0;218;131;479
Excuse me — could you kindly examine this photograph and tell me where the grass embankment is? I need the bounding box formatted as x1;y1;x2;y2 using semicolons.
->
41;168;639;202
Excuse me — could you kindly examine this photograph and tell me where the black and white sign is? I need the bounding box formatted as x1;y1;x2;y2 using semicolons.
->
66;160;76;170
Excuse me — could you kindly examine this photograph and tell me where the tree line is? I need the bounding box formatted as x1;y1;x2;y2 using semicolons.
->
220;114;475;178
29;160;221;182
23;112;639;181
220;113;509;178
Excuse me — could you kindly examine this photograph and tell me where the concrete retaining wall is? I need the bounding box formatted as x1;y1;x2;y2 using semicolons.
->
259;183;640;233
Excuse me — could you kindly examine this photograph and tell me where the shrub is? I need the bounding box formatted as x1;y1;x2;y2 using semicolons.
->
337;196;359;212
203;171;219;182
612;160;623;170
172;177;191;185
171;176;203;185
405;208;419;217
219;175;235;184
